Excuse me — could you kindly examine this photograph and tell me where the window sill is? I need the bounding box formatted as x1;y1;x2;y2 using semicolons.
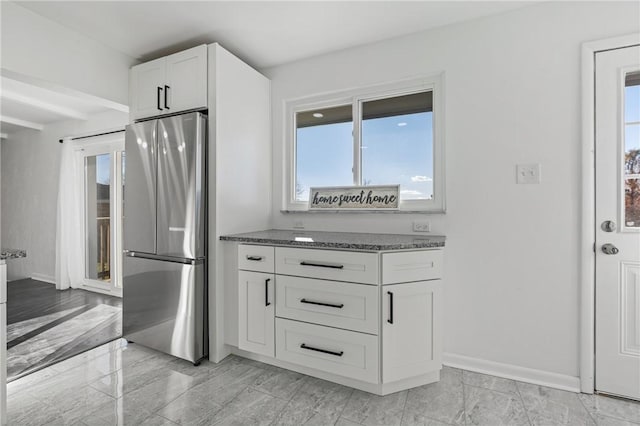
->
280;209;445;215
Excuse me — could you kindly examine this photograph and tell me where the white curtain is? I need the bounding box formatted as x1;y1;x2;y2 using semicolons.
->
55;141;84;290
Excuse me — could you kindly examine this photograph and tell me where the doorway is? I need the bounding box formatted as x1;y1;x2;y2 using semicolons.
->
79;138;125;296
594;43;640;400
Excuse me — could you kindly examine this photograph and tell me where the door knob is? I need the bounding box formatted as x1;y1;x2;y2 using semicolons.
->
601;220;616;232
601;243;619;255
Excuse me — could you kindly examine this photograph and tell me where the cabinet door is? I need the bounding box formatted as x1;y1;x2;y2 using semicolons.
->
165;45;207;114
130;57;166;121
382;280;442;383
238;271;275;357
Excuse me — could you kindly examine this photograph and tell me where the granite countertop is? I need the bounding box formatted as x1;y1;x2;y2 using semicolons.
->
1;248;27;260
220;229;445;251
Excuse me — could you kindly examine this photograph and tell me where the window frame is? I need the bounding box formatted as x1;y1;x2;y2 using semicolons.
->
284;75;445;212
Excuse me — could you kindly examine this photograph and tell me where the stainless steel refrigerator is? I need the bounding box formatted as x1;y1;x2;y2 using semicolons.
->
123;111;207;365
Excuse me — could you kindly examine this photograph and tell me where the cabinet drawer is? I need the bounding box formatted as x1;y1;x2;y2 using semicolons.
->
275;318;379;384
238;245;274;273
275;247;379;284
276;276;378;334
382;250;443;284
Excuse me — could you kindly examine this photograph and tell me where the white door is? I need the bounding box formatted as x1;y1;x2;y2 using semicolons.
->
238;270;275;356
595;44;640;400
165;45;208;114
78;136;125;297
382;280;442;383
129;57;166;120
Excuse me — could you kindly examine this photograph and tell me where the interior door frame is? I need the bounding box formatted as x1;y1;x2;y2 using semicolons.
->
75;134;125;297
580;33;640;394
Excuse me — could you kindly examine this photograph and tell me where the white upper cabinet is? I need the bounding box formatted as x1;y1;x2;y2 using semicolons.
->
130;45;207;121
165;46;208;115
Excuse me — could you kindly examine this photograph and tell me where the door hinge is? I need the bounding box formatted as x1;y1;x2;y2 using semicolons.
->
593;243;596;253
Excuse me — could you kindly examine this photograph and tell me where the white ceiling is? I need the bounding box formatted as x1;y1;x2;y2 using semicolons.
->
16;1;535;70
3;1;535;138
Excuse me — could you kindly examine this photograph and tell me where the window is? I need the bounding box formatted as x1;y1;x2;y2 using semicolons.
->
286;76;444;211
624;71;640;228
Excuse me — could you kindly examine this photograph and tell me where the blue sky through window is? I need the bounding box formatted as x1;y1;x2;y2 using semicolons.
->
626;85;640;154
295;111;433;201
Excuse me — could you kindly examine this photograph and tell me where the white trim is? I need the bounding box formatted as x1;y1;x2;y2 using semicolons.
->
443;352;581;393
581;33;640;395
283;74;445;213
30;273;55;285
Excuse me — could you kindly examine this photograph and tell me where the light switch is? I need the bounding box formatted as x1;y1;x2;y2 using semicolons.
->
516;164;541;184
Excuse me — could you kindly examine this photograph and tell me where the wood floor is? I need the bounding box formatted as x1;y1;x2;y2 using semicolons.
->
6;278;122;381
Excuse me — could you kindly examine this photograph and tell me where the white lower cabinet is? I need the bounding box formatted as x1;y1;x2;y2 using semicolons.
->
382;280;442;383
237;244;444;395
238;270;275;357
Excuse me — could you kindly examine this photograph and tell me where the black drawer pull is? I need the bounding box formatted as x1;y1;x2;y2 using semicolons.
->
246;255;264;261
164;85;170;109
265;278;271;307
387;291;394;324
300;261;344;269
300;299;344;309
300;343;343;357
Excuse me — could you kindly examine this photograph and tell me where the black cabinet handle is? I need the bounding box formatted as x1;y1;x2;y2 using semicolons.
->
246;255;264;261
300;299;344;309
164;85;170;109
387;291;394;324
157;86;163;111
265;278;271;307
300;343;343;357
300;261;344;269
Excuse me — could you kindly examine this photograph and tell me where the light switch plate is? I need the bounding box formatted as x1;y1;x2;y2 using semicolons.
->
516;163;541;184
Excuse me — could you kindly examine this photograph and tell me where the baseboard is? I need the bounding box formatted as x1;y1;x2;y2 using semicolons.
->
31;273;55;285
443;352;581;393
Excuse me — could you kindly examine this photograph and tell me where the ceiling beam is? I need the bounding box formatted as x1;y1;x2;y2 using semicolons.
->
0;115;44;131
2;89;88;120
1;68;129;114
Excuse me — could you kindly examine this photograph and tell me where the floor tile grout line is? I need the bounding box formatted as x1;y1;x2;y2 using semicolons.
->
462;374;467;426
576;393;600;425
514;380;534;426
399;388;410;426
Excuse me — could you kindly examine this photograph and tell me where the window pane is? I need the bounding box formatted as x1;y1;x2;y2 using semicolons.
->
296;105;353;201
85;154;111;281
362;91;433;200
625;72;640;228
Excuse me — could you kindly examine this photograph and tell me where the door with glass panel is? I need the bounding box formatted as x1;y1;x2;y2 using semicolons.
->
595;44;640;400
81;139;125;296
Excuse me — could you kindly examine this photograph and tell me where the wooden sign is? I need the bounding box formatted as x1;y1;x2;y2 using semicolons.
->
308;185;400;210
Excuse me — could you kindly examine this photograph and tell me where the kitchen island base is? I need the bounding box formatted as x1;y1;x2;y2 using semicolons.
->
231;347;441;396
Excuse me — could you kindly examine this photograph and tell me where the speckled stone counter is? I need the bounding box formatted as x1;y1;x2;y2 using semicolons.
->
220;229;445;251
0;248;27;261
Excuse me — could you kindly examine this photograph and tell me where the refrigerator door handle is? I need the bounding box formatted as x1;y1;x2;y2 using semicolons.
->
124;251;203;266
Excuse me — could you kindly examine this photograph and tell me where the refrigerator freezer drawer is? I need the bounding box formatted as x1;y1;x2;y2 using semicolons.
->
123;255;207;363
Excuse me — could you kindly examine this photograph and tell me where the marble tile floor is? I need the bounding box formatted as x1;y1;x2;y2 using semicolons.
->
6;339;640;426
7;279;122;381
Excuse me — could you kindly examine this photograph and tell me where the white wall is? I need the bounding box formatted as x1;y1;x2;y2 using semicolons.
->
1;110;129;281
0;2;136;105
262;1;640;385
